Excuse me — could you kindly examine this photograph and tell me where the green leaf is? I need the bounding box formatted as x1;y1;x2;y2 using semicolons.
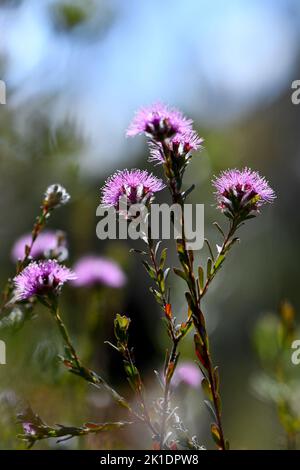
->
213;222;225;238
83;421;132;432
214;254;225;272
206;257;212;280
129;248;147;255
185;292;195;312
204;239;215;261
201;377;213;401
194;333;208;369
213;366;220;394
211;423;221;446
198;266;204;290
182;184;195;200
179;320;193;338
164;268;171;281
104;341;119;352
114;314;131;345
204;400;217;421
123;360;141;391
173;267;187;282
225;237;239;253
159;248;168;269
142;261;156;280
154;241;162;258
149;287;163;306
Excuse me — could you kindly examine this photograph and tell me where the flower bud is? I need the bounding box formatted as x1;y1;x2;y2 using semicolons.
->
44;184;70;210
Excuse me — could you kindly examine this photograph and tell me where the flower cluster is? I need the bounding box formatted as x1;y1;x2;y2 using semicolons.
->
127;103;203;167
100;103;204;212
101;169;165;210
6;103;277;452
213;168;276;220
13;259;76;301
126;102;193;140
149;130;203;165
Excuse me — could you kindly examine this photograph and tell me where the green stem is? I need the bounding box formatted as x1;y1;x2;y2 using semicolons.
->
160;337;179;449
167;174;232;450
1;205;51;310
200;220;237;299
122;345;158;438
47;300;152;433
50;301;81;370
146;231;183;448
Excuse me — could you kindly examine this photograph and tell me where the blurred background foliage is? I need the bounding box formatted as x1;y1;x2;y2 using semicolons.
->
252;302;300;450
0;0;300;449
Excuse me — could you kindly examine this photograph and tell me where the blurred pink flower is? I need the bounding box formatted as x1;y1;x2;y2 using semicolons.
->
72;256;126;288
172;362;203;388
11;230;67;262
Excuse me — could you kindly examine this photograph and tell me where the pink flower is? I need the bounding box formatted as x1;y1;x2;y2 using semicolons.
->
173;362;203;388
149;130;203;164
11;231;67;262
101;169;165;209
126;102;193;140
13;260;76;301
213;168;276;218
72;256;126;288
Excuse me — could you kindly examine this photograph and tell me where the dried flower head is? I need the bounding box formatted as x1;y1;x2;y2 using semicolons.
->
13;259;76;301
101;169;165;209
126;102;193;140
72;256;126;288
213;168;276;219
44;184;70;209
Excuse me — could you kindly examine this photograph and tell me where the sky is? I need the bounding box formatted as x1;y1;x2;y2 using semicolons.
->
0;0;299;171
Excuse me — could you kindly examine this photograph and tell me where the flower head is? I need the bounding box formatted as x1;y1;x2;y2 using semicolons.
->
11;230;68;262
101;169;165;209
126;102;193;140
22;422;37;436
172;362;203;388
17;407;45;448
72;256;126;288
149;130;203;164
213;168;276;219
44;184;70;209
13;259;76;301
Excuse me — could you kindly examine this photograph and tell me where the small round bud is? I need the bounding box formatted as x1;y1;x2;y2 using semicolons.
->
44;184;70;209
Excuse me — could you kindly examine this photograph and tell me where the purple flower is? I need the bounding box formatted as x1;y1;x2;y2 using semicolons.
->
149;130;204;164
172;362;203;388
126;102;193;140
72;256;126;288
101;169;165;209
213;168;276;218
22;422;36;436
11;230;68;262
13;259;77;301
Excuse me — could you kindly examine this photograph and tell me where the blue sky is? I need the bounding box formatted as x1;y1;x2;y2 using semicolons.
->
1;0;299;171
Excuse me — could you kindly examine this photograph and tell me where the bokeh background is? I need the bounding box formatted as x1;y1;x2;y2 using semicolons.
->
0;0;300;450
